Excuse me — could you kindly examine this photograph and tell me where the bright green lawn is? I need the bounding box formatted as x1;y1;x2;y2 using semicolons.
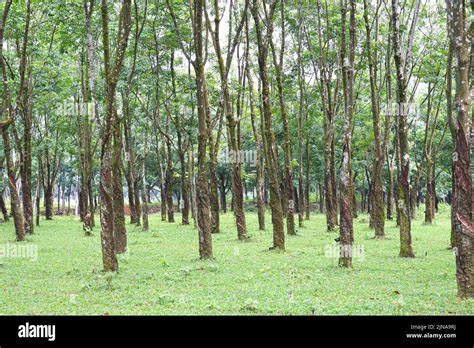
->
1;204;473;315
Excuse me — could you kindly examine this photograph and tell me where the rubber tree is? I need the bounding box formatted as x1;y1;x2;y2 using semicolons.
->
99;0;132;271
446;0;474;298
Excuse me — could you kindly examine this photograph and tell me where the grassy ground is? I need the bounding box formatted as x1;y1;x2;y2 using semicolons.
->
1;204;473;315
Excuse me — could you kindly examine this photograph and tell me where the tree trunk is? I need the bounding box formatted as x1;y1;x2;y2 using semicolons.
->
219;172;228;214
410;172;420;219
425;158;435;224
84;0;99;229
17;0;33;235
35;182;40;226
1;125;25;241
99;0;132;272
187;0;214;258
338;0;356;267
159;158;167;222
44;185;54;220
305;137;311;219
209;149;220;233
0;1;24;240
271;0;295;236
252;0;285;250
387;158;395;220
207;0;248;240
247;61;265;231
123;98;138;225
179;143;190;225
446;0;474;298
392;0;415;258
141;134;149;232
313;1;340;231
319;182;324;213
165;155;175;223
0;189;8;222
297;3;305;228
113;110;127;254
363;0;384;239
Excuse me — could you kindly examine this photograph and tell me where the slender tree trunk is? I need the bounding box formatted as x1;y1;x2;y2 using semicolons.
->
164;109;175;223
189;144;198;228
84;0;99;229
0;1;24;240
305;137;310;219
247;59;265;231
35;181;40;226
319;182;324;213
209;148;220;233
1;126;24;241
425;158;435;224
394;126;401;227
170;54;189;227
446;40;457;248
324;128;338;231
99;0;131;271
392;0;415;258
314;0;339;231
271;0;295;236
338;0;356;267
174;0;214;258
44;184;54;220
179;144;189;225
123;98;137;225
141;133;149;232
387;157;395;220
0;189;8;222
297;2;305;228
79;49;93;234
252;0;285;250
17;0;33;235
410;172;420;219
207;0;248;240
218;172;228;214
363;0;384;239
195;70;213;257
158;149;167;222
113;109;127;254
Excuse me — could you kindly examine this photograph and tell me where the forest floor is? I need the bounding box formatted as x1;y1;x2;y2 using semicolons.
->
1;204;473;315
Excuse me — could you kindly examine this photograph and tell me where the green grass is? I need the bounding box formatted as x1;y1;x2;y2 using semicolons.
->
1;204;473;315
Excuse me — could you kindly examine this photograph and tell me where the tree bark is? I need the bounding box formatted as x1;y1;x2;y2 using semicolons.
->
113;109;127;254
247;52;265;231
1;124;25;241
0;188;8;222
446;0;473;298
313;0;339;231
0;1;24;241
392;0;415;258
166;0;214;258
297;1;306;228
206;0;249;240
270;0;295;236
99;0;132;271
141;133;149;232
17;0;33;235
339;0;356;267
252;0;285;250
363;0;385;239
